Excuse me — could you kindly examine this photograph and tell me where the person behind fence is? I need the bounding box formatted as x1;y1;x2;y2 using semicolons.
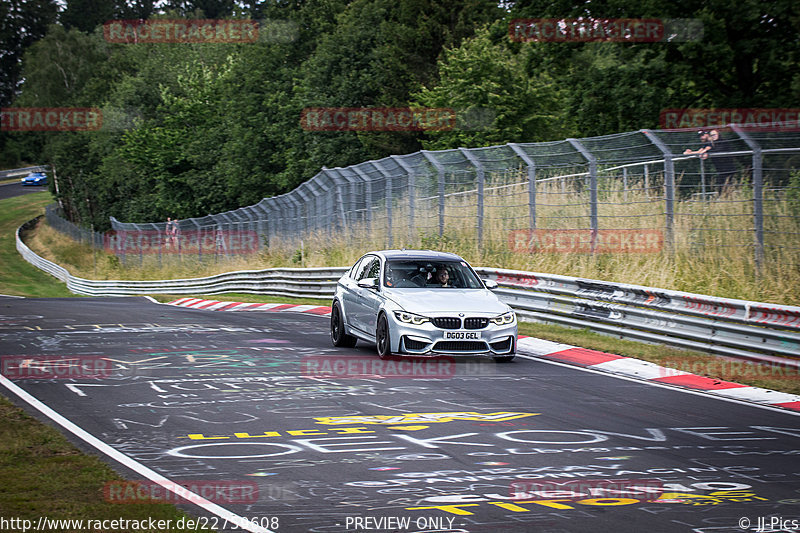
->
165;217;179;250
683;129;736;190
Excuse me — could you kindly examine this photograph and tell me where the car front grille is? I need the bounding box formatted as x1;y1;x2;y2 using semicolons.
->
433;341;487;352
432;317;461;329
464;317;489;329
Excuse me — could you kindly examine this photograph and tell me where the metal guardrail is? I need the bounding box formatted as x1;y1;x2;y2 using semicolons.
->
17;217;343;299
475;268;800;367
17;218;800;367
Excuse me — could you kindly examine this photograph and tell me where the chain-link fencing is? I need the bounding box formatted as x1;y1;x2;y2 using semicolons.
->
46;124;800;270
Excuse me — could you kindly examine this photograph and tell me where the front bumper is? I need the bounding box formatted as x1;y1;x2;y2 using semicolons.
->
388;313;517;356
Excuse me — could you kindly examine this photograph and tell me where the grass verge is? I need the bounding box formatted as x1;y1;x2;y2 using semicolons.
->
0;192;72;297
0;396;207;531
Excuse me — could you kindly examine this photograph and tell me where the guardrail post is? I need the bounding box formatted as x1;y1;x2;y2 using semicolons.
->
421;150;445;238
731;124;764;272
509;143;537;233
391;155;416;245
567;138;598;252
642;129;675;252
371;160;393;248
460;148;484;250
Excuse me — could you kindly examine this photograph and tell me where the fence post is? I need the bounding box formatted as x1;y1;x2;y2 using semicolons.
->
371;160;393;248
391;155;416;245
322;168;346;236
352;166;372;238
287;194;302;242
700;158;706;195
421;150;445;238
642;129;675;252
567;138;598;252
271;196;285;241
509;143;537;233
622;166;628;201
731;124;764;271
459;148;484;250
295;188;311;236
190;219;202;262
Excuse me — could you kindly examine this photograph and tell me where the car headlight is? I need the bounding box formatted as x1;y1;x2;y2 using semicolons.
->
490;312;515;325
393;311;430;325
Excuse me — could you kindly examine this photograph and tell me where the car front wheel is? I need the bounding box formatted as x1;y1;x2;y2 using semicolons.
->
331;302;357;347
376;314;392;359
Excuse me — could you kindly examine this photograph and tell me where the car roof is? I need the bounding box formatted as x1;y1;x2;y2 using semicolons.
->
368;249;465;262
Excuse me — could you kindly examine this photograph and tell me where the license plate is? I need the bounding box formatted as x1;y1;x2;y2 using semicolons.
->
444;331;481;340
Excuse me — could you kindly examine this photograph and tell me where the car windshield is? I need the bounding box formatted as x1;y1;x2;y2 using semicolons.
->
383;260;483;289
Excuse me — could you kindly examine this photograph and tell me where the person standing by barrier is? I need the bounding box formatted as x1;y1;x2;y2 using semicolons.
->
165;217;179;252
684;129;737;191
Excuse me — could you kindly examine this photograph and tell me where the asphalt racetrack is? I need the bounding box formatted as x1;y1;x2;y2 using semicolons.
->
1;296;799;532
0;180;47;201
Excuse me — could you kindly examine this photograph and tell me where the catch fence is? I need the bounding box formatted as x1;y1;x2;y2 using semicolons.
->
52;124;800;267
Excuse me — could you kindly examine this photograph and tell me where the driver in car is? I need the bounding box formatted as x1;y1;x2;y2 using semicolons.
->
436;268;451;287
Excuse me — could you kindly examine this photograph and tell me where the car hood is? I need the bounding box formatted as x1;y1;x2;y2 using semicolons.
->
384;288;509;315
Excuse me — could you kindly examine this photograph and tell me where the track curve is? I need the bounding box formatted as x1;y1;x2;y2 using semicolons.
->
1;296;799;533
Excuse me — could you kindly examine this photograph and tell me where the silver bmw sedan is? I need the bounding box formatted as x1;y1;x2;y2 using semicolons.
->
331;250;516;361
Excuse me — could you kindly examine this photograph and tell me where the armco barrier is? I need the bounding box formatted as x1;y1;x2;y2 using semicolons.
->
17;218;800;367
477;268;800;367
16;217;344;299
0;165;49;179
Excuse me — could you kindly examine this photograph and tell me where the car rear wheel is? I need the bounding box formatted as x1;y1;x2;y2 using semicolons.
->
376;314;392;359
331;302;357;347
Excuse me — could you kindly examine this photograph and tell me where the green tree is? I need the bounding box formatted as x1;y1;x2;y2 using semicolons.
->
0;0;58;106
411;24;568;149
295;0;504;171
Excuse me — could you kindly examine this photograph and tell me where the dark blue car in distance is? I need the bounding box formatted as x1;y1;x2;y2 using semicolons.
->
21;172;47;186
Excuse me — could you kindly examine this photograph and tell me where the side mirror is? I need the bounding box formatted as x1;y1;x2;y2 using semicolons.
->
357;277;380;290
483;279;498;290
